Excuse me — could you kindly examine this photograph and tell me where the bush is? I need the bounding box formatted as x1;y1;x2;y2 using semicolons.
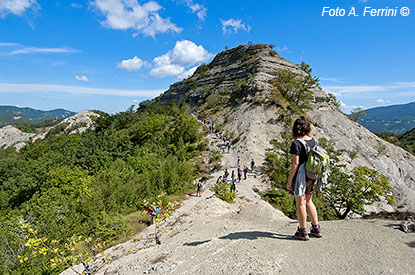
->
261;188;296;219
211;182;235;203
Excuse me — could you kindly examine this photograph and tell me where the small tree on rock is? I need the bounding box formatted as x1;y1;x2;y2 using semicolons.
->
273;62;319;110
350;107;366;122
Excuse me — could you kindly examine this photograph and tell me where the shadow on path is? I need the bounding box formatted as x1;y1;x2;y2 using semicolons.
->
219;231;295;241
407;241;415;248
184;240;211;246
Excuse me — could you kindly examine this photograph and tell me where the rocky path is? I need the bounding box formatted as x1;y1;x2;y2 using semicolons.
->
62;132;415;275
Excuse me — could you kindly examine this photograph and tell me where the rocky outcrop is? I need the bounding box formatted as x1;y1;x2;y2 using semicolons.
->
0;111;99;151
154;43;415;213
0;125;36;150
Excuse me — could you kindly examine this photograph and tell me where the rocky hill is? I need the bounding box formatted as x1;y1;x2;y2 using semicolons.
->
0;105;75;127
152;43;415;213
0;111;99;150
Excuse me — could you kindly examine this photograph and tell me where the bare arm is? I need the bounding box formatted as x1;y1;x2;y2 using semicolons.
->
286;154;299;191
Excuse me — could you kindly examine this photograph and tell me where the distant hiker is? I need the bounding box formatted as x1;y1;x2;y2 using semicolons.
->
195;179;202;197
224;168;229;181
250;158;255;171
287;116;322;241
230;176;236;192
227;141;231;152
150;203;160;225
209;124;212;132
243;165;248;180
237;156;241;166
231;170;235;179
217;176;222;184
237;166;242;183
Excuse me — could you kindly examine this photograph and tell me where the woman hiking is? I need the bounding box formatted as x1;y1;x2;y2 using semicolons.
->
286;116;322;241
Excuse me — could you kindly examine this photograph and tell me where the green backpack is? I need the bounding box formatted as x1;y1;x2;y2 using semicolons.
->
297;138;330;180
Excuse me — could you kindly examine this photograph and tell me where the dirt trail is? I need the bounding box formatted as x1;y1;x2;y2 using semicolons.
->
62;132;415;275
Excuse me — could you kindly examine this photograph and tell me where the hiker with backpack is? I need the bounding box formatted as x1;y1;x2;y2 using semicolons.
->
243;165;248;180
195;178;202;197
237;166;242;183
250;158;255;171
286;116;329;241
230;176;236;192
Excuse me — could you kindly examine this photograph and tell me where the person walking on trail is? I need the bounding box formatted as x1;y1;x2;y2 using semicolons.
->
250;158;255;171
231;170;235;179
243;165;248;180
223;169;229;182
195;179;202;197
237;166;242;183
286;116;322;241
230;176;236;192
227;141;231;152
237;156;241;166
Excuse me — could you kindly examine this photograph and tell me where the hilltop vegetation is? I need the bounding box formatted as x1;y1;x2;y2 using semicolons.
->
0;103;207;274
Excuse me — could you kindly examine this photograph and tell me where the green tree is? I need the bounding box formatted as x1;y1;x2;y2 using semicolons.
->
264;133;292;189
325;166;395;219
272;62;319;110
350;107;366;122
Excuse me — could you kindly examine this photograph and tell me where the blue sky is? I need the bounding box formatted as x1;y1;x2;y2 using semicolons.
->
0;0;414;114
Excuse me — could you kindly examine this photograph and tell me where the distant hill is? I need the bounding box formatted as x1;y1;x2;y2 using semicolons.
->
377;127;415;155
0;105;76;127
358;102;415;134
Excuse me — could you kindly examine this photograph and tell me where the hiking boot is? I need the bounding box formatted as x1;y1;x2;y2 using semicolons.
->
294;227;309;241
310;224;322;238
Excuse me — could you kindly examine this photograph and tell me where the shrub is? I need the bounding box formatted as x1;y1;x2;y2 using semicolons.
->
211;182;235;203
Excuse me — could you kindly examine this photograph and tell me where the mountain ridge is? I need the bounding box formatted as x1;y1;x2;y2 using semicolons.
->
0;105;76;128
358;101;415;134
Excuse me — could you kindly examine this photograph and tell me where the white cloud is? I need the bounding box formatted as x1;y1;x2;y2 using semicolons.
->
185;0;207;20
221;18;251;34
117;56;147;72
339;101;365;114
0;0;39;18
0;82;164;97
150;40;212;78
376;98;391;104
0;42;20;47
177;65;198;79
133;99;139;103
8;46;80;55
91;0;182;38
320;77;343;83
276;46;288;52
74;75;89;82
70;3;83;8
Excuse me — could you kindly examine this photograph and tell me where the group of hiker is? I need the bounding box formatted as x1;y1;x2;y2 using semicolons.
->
201;118;232;153
202;118;216;133
214;157;255;193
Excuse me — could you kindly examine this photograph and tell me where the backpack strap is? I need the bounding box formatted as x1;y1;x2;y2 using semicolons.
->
296;138;310;154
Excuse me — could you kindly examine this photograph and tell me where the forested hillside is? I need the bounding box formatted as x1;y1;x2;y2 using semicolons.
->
0;103;207;274
358;102;415;134
377;127;415;155
0;106;75;128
